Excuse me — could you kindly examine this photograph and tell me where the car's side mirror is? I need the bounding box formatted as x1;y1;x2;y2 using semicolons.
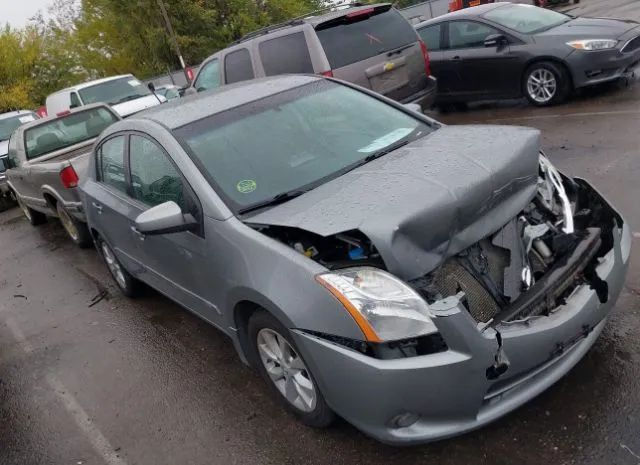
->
484;34;507;48
403;103;423;113
147;82;156;92
134;201;197;235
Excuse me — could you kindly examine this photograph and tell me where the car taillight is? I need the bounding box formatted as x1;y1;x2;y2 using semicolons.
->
346;7;374;19
60;165;79;188
419;40;432;76
321;70;334;77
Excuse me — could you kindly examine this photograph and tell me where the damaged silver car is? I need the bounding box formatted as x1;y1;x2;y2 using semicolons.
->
81;75;631;445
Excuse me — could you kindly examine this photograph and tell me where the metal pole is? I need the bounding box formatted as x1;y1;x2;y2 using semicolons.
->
156;0;191;84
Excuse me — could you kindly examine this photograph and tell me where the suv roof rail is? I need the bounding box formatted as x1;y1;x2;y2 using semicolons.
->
233;2;364;44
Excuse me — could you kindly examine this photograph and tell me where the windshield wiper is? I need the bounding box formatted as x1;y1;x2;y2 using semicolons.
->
238;189;309;215
349;139;411;172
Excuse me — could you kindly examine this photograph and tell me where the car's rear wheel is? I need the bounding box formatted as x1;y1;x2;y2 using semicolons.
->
97;237;139;297
17;196;47;226
248;310;335;427
56;202;92;248
524;62;570;106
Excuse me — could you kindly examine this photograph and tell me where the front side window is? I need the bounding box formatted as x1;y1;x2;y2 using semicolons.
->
194;59;221;92
224;49;254;84
259;32;314;76
98;136;127;193
484;4;570;34
78;76;151;106
129;135;185;209
448;21;500;49
24;107;119;159
417;24;442;51
174;80;432;212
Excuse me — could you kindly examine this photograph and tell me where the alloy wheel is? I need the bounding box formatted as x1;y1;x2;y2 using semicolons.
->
17;198;32;222
527;68;557;104
101;241;127;289
256;328;317;412
57;205;79;241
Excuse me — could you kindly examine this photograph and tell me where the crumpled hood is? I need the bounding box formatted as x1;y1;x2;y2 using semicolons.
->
112;94;164;117
0;140;8;157
538;17;639;40
248;125;541;280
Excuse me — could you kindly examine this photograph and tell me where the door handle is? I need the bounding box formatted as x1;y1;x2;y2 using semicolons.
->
92;202;103;214
130;225;145;241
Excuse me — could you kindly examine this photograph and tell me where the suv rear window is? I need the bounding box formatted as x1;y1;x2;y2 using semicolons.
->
315;8;418;70
259;32;314;76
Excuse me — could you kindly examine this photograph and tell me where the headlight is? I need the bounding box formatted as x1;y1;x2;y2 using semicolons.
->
567;39;617;51
316;267;437;342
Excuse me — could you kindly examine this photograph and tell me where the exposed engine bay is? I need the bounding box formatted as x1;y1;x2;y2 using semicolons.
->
250;156;620;327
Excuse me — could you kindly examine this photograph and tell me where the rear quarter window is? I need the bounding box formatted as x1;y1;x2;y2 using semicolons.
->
259;32;314;76
224;49;255;84
316;8;419;70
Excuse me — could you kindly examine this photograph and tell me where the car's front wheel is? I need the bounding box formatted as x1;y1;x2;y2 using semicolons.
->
97;237;139;297
248;310;335;427
524;62;570;106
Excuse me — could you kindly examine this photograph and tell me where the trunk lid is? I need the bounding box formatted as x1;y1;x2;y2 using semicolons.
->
247;125;541;280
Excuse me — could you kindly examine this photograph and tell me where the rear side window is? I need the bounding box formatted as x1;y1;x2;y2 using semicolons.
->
98;136;126;193
417;24;442;51
316;8;418;69
259;32;314;75
194;59;221;92
129;135;185;209
224;49;254;84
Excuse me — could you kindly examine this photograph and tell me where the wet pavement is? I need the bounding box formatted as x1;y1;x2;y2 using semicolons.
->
2;4;640;465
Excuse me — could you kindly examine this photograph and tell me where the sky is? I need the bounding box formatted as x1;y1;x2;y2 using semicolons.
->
0;0;53;28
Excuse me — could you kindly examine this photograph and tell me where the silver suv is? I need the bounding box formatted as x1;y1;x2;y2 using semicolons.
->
187;3;437;109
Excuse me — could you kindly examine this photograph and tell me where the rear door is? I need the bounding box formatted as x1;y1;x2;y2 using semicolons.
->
315;6;427;102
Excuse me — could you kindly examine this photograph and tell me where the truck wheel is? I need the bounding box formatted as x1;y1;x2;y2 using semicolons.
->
56;203;92;248
17;196;47;226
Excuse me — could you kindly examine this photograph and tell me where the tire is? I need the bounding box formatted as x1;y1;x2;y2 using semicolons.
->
523;61;570;107
247;310;335;428
17;196;47;226
56;202;92;248
97;236;140;297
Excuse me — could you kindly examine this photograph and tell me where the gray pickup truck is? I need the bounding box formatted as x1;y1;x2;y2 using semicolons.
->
6;104;120;247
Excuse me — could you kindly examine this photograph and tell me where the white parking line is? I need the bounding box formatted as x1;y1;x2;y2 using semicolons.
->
3;314;127;465
488;109;640;123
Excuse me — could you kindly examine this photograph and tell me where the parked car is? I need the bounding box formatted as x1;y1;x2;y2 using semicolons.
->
186;3;437;110
6;104;120;247
0;110;38;203
153;84;182;101
46;75;166;118
81;74;630;444
415;3;640;106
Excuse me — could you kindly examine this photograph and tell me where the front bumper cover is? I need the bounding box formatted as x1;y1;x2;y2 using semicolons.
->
292;179;631;445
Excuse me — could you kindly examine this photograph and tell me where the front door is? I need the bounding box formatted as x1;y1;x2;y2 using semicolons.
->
126;134;220;324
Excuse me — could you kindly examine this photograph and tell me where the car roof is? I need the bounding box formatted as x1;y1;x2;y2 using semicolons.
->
0;110;36;121
135;74;322;129
415;1;508;27
52;75;134;94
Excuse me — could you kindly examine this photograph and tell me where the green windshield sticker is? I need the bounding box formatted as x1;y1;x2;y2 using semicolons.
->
236;179;257;194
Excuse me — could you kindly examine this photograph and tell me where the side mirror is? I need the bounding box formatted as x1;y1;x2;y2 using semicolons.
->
147;82;156;92
134;201;197;235
484;34;507;48
403;103;423;113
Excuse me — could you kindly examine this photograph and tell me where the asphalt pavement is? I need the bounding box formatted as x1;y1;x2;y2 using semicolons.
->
1;1;640;463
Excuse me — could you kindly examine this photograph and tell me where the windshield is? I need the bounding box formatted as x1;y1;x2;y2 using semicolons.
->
78;76;151;106
316;8;419;69
25;107;119;159
174;80;432;212
0;113;37;141
484;4;570;34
